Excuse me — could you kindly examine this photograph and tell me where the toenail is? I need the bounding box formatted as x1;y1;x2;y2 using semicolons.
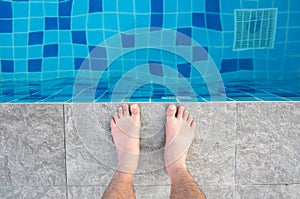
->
132;104;137;109
170;105;176;110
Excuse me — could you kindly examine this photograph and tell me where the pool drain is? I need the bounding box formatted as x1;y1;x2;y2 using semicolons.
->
234;8;278;50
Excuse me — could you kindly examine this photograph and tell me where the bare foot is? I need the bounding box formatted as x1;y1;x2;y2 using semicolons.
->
164;104;196;176
110;104;141;173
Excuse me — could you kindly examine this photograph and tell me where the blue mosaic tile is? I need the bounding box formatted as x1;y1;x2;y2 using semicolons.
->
192;13;206;28
29;45;43;58
59;17;71;30
29;3;44;17
151;14;163;28
59;0;73;16
0;0;299;102
121;34;135;48
151;0;163;13
0;19;12;33
0;47;13;59
28;59;42;72
12;1;29;18
221;58;253;73
59;31;72;43
239;59;253;70
0;1;12;18
29;18;44;31
45;17;58;30
221;59;239;73
103;14;118;30
118;14;135;31
177;13;192;27
14;60;27;73
59;44;72;56
14;47;27;59
43;44;59;57
29;32;44;45
288;28;300;42
59;58;73;70
135;0;150;13
44;2;58;17
13;18;28;32
193;46;208;61
290;0;300;12
90;46;107;58
89;0;103;13
74;58;85;70
177;63;191;78
14;33;28;46
206;0;220;13
206;13;222;31
177;0;191;12
72;31;87;44
176;28;192;45
90;59;107;71
1;60;14;73
0;34;13;46
149;62;163;76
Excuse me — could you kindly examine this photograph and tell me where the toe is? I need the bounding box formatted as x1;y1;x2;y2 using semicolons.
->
191;120;196;129
187;115;193;123
167;104;176;120
183;109;189;120
118;106;123;117
130;103;140;123
177;106;185;119
114;112;119;121
110;118;117;128
122;104;129;116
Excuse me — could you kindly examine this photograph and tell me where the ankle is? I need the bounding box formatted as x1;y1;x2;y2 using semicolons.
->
166;163;187;179
114;171;134;182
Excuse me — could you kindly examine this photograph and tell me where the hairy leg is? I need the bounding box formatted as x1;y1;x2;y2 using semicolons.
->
102;171;135;199
102;104;141;199
164;104;206;199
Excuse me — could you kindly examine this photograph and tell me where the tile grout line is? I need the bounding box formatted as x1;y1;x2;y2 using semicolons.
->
62;104;69;199
234;102;239;199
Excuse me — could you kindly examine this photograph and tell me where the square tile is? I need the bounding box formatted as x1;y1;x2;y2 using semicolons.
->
181;103;237;185
236;102;300;184
68;186;105;199
64;104;115;186
67;185;234;199
201;185;234;199
0;104;65;186
65;103;170;186
0;186;66;199
65;103;237;187
236;184;300;198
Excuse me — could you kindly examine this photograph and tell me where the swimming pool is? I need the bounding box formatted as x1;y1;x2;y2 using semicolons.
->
0;0;299;102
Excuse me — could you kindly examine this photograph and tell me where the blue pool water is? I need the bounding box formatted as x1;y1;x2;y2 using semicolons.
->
0;0;299;103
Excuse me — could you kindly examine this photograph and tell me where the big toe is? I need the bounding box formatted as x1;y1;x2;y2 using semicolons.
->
167;104;176;120
130;104;140;125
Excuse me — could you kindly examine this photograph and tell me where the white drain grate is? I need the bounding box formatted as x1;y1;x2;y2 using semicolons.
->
233;8;278;51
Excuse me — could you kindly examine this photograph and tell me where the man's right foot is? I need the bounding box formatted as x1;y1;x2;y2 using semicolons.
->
164;104;196;176
110;104;141;173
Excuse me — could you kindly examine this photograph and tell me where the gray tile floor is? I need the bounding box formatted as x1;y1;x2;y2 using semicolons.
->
0;102;299;199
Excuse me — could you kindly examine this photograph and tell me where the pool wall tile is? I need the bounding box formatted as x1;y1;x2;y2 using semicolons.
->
0;0;299;102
